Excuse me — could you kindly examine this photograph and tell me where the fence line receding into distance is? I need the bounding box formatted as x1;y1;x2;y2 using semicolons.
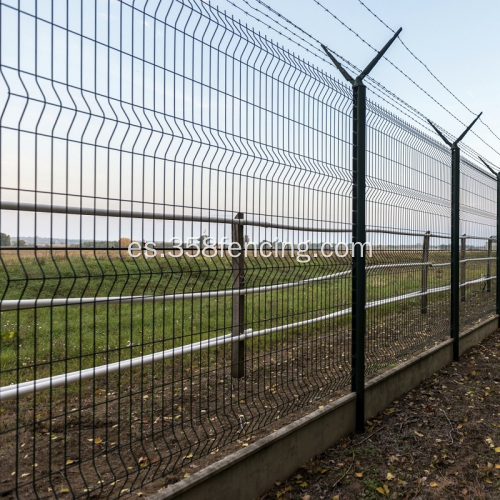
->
0;0;498;498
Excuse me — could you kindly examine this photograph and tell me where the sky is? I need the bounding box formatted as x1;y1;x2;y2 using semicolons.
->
210;0;500;167
0;0;498;243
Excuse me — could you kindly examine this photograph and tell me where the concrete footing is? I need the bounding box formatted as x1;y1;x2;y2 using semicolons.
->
149;316;498;500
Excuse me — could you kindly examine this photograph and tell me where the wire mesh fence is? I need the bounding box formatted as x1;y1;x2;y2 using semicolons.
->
0;0;498;498
364;103;453;376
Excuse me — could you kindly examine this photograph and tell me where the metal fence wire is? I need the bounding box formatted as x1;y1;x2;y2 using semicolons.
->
0;0;498;498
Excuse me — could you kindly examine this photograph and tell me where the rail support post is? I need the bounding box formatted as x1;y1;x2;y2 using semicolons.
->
460;234;466;302
231;212;245;378
496;176;499;321
322;27;402;433
421;231;430;314
487;237;493;293
428;113;482;362
497;177;500;320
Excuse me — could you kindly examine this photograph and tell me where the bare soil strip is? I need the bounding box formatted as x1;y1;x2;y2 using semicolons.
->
260;328;500;500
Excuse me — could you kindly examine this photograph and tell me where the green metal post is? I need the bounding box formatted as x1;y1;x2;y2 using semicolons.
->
451;146;460;361
322;28;402;434
352;80;366;432
497;175;500;317
428;113;482;362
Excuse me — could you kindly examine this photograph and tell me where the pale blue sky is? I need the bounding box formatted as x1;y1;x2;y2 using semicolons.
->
0;0;497;242
213;0;500;167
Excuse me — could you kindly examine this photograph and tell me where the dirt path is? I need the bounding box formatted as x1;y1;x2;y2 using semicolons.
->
260;330;500;500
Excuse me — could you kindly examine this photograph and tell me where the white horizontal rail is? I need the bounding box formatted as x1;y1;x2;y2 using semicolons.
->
366;262;431;271
461;257;496;263
2;259;491;312
0;332;237;401
459;276;495;287
1;262;442;312
0;274;494;401
0;269;353;311
0;201;347;233
4;200;472;239
431;257;495;268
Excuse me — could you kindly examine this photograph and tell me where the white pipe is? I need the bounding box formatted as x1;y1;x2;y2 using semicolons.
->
366;262;431;272
1;274;494;401
0;201;346;233
459;276;495;287
6;200;465;239
0;269;353;311
0;332;236;401
0;260;482;312
429;257;495;268
460;257;496;263
1;263;440;312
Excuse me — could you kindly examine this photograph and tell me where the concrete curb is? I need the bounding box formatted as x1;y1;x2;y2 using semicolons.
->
149;315;498;500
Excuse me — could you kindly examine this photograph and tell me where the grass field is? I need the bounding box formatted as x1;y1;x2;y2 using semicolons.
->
0;248;491;387
0;248;496;498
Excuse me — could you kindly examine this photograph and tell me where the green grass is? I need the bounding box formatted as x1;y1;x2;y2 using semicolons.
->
0;249;493;385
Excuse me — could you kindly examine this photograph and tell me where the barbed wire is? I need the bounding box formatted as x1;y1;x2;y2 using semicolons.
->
221;0;500;164
357;0;476;115
227;0;435;132
355;0;500;159
311;1;473;129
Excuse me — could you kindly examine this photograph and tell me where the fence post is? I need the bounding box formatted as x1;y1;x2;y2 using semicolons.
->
460;234;466;302
450;146;461;361
322;28;401;434
428;113;482;362
494;176;499;323
497;176;500;319
487;237;492;292
231;212;245;378
421;231;430;314
351;80;367;434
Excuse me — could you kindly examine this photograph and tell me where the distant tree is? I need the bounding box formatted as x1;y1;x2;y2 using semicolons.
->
18;239;26;247
0;232;11;247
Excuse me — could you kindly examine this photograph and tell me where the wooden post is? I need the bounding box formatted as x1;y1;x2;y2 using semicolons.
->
421;231;430;314
231;212;245;378
460;234;466;302
487;237;493;292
